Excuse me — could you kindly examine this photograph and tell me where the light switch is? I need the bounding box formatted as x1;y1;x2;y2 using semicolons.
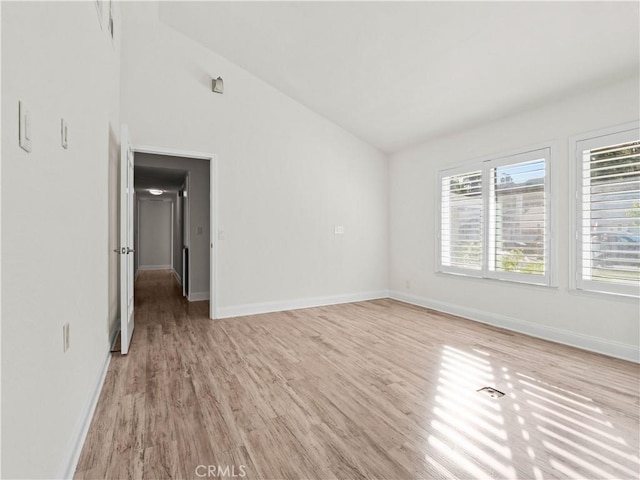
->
62;323;70;352
61;119;68;149
19;101;32;152
334;226;345;235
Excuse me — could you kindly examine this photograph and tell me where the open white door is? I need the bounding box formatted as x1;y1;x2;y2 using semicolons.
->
120;125;135;354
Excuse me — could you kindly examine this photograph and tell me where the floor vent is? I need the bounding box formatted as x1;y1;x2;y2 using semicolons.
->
477;387;505;398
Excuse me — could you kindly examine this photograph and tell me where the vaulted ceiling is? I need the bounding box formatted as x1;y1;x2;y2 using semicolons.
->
159;1;639;153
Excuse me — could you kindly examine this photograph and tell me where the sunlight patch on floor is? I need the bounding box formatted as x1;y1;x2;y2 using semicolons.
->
423;345;639;479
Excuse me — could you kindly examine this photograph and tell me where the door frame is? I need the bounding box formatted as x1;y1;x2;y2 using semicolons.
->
182;173;190;298
133;144;218;320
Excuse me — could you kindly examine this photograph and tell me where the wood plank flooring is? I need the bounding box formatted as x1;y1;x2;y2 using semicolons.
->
75;270;640;479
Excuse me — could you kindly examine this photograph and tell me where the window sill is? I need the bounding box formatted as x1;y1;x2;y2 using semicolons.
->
568;287;639;302
436;270;559;291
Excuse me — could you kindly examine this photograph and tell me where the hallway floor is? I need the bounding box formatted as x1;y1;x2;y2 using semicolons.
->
74;270;639;479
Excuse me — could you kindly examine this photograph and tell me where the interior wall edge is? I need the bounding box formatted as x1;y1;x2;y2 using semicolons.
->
389;291;640;364
188;291;211;302
216;290;390;319
172;269;183;286
56;350;112;480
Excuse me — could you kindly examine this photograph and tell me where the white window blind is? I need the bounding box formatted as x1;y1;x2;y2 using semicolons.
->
576;126;640;297
439;147;551;285
440;169;483;273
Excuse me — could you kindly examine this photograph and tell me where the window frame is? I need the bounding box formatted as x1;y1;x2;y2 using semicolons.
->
437;144;554;286
572;122;640;298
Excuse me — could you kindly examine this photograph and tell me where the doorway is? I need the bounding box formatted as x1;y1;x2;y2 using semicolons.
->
134;165;187;282
137;198;173;271
132;146;217;320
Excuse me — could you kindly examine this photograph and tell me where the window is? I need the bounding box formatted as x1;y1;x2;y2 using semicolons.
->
439;147;552;285
440;168;483;272
575;124;640;297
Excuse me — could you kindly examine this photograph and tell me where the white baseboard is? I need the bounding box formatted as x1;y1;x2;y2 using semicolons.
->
188;291;210;302
108;315;120;352
138;265;172;271
389;290;639;363
216;290;389;319
57;349;112;479
172;269;182;286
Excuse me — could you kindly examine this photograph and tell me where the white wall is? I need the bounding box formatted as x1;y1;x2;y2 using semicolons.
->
138;199;172;269
119;3;389;315
1;2;121;478
389;76;640;361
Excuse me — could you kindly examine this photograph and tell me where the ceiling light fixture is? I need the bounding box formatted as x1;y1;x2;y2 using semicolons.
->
212;76;224;94
148;189;164;196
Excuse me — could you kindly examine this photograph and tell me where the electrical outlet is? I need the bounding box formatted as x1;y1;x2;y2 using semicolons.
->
63;323;70;352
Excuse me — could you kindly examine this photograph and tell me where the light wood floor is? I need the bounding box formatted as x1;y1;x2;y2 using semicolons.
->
75;270;639;480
